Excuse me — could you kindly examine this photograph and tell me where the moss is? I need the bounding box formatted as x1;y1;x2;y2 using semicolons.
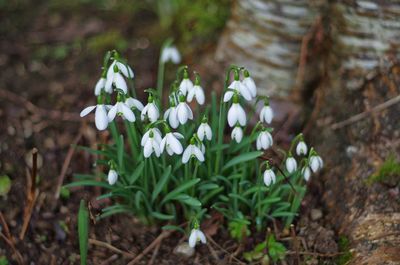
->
366;154;400;186
335;236;352;265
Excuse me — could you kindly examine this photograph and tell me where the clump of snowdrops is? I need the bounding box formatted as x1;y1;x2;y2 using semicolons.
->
69;42;323;248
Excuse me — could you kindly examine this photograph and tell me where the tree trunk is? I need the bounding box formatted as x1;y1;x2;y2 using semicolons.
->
217;1;400;264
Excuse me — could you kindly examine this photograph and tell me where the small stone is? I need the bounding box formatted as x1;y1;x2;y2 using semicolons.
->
174;242;195;258
310;208;323;221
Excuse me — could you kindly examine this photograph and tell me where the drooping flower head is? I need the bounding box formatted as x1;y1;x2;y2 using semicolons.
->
187;73;205;105
285;153;297;174
263;163;276;186
141;94;160;123
301;166;311;181
231;126;243;143
256;129;273;150
176;94;193;125
179;68;193;96
160;125;184;156
309;148;323;173
188;219;206;248
296;139;308;156
242;69;257;98
224;69;252;101
143;129;161;158
259;99;274;124
197;117;212;141
161;45;181;64
80;94;109;131
108;93;136;123
182;136;204;164
107;168;118;185
227;93;246;128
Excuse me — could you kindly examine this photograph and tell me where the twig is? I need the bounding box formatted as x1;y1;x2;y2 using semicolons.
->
286;250;345;257
290;224;300;265
100;254;119;265
0;232;24;265
127;230;172;265
89;238;135;258
206;235;245;265
148;239;161;265
54;130;83;199
331;94;400;130
206;241;221;263
0;212;13;244
20;148;39;240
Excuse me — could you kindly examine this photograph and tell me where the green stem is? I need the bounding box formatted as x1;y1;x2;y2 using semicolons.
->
157;60;165;108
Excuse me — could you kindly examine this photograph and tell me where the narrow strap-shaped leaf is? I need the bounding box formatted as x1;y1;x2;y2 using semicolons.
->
222;151;263;171
78;200;89;265
152;165;172;202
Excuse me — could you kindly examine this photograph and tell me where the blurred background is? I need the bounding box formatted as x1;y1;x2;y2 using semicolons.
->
1;0;399;264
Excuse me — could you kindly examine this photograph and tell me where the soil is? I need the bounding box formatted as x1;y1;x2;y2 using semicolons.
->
0;2;341;265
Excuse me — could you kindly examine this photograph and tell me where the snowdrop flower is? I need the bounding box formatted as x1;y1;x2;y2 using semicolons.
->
141;95;160;123
256;130;273;150
107;169;118;185
176;96;193;125
224;71;252;101
161;46;181;64
227;95;246;127
197;120;212;141
309;155;323;173
179;70;193;96
107;101;135;122
296;140;308;156
187;75;205;105
94;77;106;96
143;130;161;158
107;60;134;79
259;103;273;124
263;168;276;186
80;104;108;131
182;138;204;163
105;68;128;94
188;228;206;248
164;104;179;129
231;126;243;143
286;155;297;173
125;97;144;111
302;166;311;181
141;128;162;147
242;70;257;98
160;132;184;156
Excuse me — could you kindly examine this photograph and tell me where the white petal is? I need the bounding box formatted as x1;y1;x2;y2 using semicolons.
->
177;104;188;124
120;103;136;122
141;104;149;121
152;140;161;157
223;91;234;102
193;146;205;162
164;108;171;119
179;79;193;95
95;105;109;130
182;146;192;164
170;47;181;64
160;137;167;153
239;82;252;101
187;88;195;102
104;77;113;93
114;73;128;94
116;61;134;79
195;86;205;105
227;104;237;127
173;132;184;139
243;77;256;98
107;105;118;122
108;170;118;185
197;230;206;244
169;108;179;129
106;61;116;80
80;105;96;117
236;104;247;126
141;131;150;146
188;230;197;248
205;124;212;140
259;108;265;123
264;106;273;124
94;78;106;96
256;136;262;150
168;134;183;154
126;98;144;111
197;125;205;141
144;140;153;158
186;104;193;119
148;104;160;122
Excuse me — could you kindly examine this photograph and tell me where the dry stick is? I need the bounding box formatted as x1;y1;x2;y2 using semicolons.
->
286;251;345;257
331;94;400;130
54;130;83;199
100;254;119;265
206;241;221;263
20;148;39;240
148;240;161;265
290;225;300;265
127;230;172;265
206;235;245;265
0;232;24;265
0;212;13;244
89;238;135;258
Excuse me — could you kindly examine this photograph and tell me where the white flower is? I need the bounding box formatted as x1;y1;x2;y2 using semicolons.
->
231;126;243;143
143;133;161;158
188;229;206;248
242;75;257;98
107;60;134;79
176;101;193;125
141;128;162;147
125;97;144;111
164;106;179;129
309;155;323;173
302;167;311;181
141;102;160;123
182;144;204;163
260;105;273;124
94;77;106;96
286;157;297;173
296;141;308;156
187;85;205;105
107;102;135;122
105;71;128;94
197;122;212;141
179;78;193;96
80;104;108;131
161;46;181;64
107;169;118;185
224;80;252;101
227;103;246;127
160;132;184;156
263;169;276;186
256;131;273;150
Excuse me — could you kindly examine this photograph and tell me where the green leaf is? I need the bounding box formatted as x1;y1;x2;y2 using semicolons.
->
162;225;185;234
64;180;112;189
117;134;124;171
78;200;89;265
161;178;200;204
222;151;263;171
128;161;145;184
174;194;202;207
151;211;174;220
152;165;171;202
